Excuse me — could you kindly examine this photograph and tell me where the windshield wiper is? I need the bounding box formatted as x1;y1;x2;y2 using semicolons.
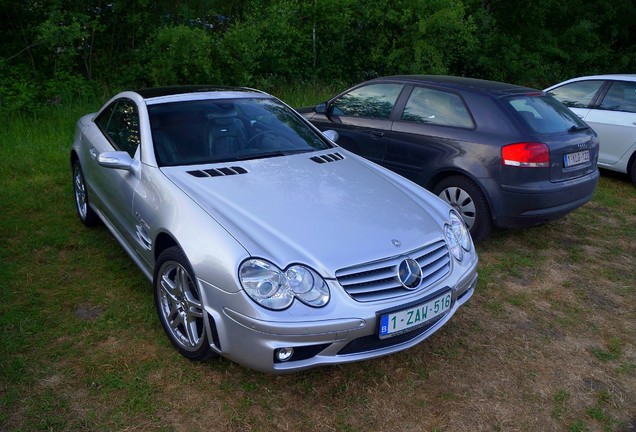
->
569;124;590;133
234;149;313;161
209;149;314;163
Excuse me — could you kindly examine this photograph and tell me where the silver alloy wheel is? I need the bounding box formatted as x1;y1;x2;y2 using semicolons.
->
438;186;476;230
73;164;88;220
157;261;205;352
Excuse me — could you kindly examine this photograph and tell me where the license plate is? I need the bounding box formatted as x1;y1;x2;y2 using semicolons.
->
379;291;452;339
564;150;590;167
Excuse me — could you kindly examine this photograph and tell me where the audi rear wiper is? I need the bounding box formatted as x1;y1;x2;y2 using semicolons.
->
569;124;590;133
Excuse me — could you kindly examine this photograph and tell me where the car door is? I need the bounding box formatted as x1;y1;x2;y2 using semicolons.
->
88;98;142;246
309;82;404;164
384;85;476;183
584;80;636;168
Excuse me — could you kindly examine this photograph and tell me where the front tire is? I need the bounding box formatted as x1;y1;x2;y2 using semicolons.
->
154;247;215;361
433;175;492;243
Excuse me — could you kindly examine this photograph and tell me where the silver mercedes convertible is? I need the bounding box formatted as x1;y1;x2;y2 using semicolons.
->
70;86;478;373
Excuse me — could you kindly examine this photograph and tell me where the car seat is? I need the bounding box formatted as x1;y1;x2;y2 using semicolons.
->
208;108;247;160
151;118;181;166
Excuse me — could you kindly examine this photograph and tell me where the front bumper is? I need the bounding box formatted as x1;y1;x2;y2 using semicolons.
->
198;257;478;373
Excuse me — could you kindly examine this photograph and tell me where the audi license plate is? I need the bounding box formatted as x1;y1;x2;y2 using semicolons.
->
564;150;590;167
379;291;452;339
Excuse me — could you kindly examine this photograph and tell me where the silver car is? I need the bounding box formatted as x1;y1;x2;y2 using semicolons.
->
70;87;478;373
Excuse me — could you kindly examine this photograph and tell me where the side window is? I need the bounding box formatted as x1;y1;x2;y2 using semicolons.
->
402;87;474;128
95;99;140;157
330;83;403;119
508;95;581;134
95;102;117;133
599;81;636;113
547;80;604;108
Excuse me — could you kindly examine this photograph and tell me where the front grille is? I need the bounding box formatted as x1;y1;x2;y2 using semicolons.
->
335;240;450;302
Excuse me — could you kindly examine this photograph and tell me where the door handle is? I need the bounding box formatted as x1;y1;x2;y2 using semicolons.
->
89;148;98;159
371;131;384;139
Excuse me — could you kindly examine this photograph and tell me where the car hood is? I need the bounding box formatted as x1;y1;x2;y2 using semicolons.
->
162;151;450;276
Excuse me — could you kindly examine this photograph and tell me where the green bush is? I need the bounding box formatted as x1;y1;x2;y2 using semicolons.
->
216;0;312;89
143;25;218;86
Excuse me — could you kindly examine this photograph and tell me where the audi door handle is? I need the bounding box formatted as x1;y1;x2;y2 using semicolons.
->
371;131;384;139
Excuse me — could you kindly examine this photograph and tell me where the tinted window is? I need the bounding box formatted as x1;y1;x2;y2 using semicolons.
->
599;81;636;113
330;83;403;119
95;103;116;132
95;99;140;157
148;98;332;166
547;80;604;108
508;95;585;134
401;87;474;128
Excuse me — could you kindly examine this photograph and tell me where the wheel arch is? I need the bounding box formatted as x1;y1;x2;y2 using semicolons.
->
627;148;636;183
426;169;497;242
152;232;224;355
424;168;494;212
154;231;180;263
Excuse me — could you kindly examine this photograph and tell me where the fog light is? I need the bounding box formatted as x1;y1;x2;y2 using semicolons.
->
275;347;294;362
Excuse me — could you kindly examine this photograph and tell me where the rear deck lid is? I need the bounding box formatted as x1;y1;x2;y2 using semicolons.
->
507;94;599;182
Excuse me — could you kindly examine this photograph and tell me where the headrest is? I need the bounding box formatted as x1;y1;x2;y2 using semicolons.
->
208;109;238;120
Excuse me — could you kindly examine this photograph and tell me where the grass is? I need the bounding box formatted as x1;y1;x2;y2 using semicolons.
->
1;97;635;431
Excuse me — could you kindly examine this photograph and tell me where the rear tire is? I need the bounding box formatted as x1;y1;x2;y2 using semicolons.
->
630;161;636;185
72;160;98;227
433;175;492;243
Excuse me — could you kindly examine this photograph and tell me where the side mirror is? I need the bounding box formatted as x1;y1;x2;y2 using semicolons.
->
315;102;327;114
322;130;339;143
97;151;135;171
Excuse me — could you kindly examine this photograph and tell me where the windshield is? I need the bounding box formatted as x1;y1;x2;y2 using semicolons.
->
148;98;333;166
507;95;587;135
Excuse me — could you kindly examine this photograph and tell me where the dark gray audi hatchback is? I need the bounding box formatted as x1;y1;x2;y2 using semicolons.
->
300;75;600;242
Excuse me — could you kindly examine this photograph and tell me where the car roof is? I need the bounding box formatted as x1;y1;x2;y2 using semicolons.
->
544;74;636;91
133;86;270;105
557;74;636;82
371;75;540;96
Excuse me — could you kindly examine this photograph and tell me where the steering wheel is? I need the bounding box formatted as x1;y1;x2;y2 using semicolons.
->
246;131;273;147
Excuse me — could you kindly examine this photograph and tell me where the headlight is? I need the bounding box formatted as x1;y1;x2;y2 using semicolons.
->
445;211;472;261
445;224;464;261
239;259;330;310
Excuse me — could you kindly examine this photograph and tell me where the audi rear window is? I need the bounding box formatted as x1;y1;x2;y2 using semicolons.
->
507;95;586;134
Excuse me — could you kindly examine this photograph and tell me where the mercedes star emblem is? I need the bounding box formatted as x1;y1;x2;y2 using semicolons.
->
397;258;423;289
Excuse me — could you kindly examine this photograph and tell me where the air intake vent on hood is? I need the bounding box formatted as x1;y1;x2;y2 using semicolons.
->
187;166;248;178
310;153;344;164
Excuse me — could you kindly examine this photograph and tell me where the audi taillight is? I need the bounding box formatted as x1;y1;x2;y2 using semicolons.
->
502;142;549;167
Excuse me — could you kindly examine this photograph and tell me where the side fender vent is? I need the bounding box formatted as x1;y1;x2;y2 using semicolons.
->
187;166;248;177
310;153;344;164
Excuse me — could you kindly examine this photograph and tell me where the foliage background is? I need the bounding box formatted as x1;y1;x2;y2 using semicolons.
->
1;0;635;110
